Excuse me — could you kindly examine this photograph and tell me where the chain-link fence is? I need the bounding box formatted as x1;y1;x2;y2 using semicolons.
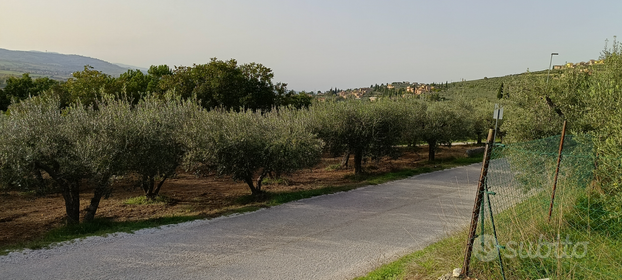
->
468;135;622;279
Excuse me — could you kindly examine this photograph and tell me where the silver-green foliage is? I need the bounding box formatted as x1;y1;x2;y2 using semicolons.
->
403;100;472;161
581;39;622;212
306;99;409;174
0;94;201;222
126;94;201;199
500;72;567;142
183;107;323;195
0;97;108;223
462;97;496;144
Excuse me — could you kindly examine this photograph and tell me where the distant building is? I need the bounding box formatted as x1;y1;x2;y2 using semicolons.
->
415;84;433;95
553;59;604;70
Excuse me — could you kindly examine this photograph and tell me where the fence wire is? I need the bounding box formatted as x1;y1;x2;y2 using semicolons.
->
471;135;622;279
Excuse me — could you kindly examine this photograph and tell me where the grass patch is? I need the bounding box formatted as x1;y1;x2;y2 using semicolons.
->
222;205;264;215
261;177;290;185
364;168;432;185
233;184;365;207
325;163;342;171
364;155;483;185
124;195;171;205
451;155;484;164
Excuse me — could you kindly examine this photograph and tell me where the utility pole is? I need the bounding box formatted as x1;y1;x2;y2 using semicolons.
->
546;52;559;84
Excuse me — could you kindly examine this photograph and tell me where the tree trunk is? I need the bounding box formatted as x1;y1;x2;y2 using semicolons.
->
33;169;46;191
477;134;482;145
84;187;105;222
427;140;436;161
61;181;80;224
255;173;267;194
354;148;363;175
143;176;157;200
244;177;261;195
340;151;351;168
35;162;80;224
152;175;168;198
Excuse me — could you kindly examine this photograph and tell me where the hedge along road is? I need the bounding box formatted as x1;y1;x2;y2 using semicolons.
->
1;164;481;280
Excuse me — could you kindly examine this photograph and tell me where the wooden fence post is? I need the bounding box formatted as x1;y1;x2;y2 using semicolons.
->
548;120;567;222
461;129;494;277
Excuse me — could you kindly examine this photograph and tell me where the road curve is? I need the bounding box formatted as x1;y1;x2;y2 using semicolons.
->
1;164;481;280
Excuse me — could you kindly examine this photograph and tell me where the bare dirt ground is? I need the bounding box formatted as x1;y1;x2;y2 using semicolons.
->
0;145;477;247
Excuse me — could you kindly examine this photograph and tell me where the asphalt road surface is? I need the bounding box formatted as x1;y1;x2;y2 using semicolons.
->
1;164;481;280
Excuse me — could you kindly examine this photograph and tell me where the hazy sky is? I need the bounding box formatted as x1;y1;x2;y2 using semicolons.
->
1;0;620;91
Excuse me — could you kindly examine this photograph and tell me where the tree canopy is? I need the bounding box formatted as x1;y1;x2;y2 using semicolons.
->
308;99;409;174
0;73;59;110
159;58;284;111
182;107;323;195
403;101;471;161
1;59;311;112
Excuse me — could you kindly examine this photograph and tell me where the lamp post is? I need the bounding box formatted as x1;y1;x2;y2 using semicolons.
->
546;52;559;84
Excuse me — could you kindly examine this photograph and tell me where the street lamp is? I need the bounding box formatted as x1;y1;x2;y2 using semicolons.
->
546;52;559;84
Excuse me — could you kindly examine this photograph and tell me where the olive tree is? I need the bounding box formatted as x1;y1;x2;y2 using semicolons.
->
0;99;91;222
76;97;136;221
126;94;202;199
0;98;85;223
0;96;139;223
183;107;323;195
501;72;568;142
405;101;471;161
307;99;409;175
567;39;622;201
453;97;496;144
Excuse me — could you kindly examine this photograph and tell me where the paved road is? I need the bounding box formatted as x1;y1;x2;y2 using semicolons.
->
1;164;481;280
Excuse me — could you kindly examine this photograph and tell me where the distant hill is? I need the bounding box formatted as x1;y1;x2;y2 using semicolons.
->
0;48;132;80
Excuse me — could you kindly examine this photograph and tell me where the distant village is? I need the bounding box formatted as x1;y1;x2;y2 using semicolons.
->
552;59;604;70
316;82;436;101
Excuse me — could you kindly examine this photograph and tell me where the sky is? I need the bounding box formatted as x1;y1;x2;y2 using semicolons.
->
1;0;620;91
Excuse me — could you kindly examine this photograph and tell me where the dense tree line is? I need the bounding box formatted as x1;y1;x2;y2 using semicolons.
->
0;58;312;111
0;73;60;111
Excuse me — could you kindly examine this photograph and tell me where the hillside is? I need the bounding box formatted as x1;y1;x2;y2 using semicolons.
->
0;48;132;80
